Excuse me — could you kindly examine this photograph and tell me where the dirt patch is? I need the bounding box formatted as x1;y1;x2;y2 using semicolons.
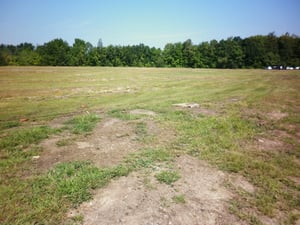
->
191;107;218;116
173;103;200;108
68;155;244;225
228;175;255;194
48;113;78;129
37;115;176;172
143;119;177;147
257;137;284;151
288;176;300;186
70;87;137;95
266;111;288;121
173;103;217;116
38;118;140;171
129;109;156;116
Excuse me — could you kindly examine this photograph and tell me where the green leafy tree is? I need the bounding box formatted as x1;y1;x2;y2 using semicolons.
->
216;37;244;68
278;33;300;66
70;39;88;66
182;39;198;68
263;33;280;66
1;33;300;68
198;40;218;68
38;39;70;66
14;43;40;65
243;35;266;68
163;42;183;67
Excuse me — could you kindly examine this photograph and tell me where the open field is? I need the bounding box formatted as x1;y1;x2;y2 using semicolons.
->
0;67;300;225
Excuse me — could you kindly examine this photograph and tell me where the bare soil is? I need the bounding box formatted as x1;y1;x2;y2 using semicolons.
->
129;109;157;116
68;155;246;225
38;117;140;171
38;111;176;172
173;102;218;116
36;111;265;224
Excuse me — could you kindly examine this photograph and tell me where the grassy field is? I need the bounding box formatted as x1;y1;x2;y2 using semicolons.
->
0;67;299;224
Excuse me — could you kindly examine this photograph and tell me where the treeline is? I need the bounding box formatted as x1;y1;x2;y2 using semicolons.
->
1;33;299;68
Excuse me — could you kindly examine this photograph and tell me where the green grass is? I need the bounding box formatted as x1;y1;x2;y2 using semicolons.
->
173;194;186;204
1;161;130;225
56;138;73;147
134;121;155;143
0;67;299;224
0;126;59;175
155;170;181;185
108;108;141;120
125;148;172;169
178;114;257;171
0;121;21;130
0;125;58;150
65;113;100;134
1;146;171;224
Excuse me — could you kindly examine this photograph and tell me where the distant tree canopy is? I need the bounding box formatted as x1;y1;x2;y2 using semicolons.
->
1;33;299;68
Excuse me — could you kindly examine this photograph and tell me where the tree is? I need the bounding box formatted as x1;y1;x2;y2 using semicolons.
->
1;33;300;68
243;35;266;68
278;33;299;66
0;44;10;65
216;37;244;68
182;39;197;68
198;40;218;68
163;42;183;67
70;38;88;66
38;39;70;66
97;38;103;49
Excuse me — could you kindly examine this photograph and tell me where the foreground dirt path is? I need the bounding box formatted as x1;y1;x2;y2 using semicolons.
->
68;155;244;225
38;111;256;224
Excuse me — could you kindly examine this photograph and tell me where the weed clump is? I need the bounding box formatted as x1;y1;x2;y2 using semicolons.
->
155;170;180;185
173;194;186;204
65;113;100;134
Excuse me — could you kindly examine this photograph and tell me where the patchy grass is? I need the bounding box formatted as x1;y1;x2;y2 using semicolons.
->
65;113;100;134
173;194;186;204
125;148;172;169
1;161;130;225
1;145;171;224
171;108;300;219
56;138;73;147
0;126;58;150
0;67;299;224
0;126;61;224
134;121;155;143
0;126;60;176
46;162;130;206
187;115;257;173
155;170;181;185
108;108;141;120
0;121;21;130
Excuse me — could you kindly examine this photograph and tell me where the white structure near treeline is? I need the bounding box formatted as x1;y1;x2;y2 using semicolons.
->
266;66;299;70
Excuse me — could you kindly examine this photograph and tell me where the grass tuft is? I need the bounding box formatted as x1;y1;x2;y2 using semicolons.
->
0;121;21;130
65;113;100;134
0;126;58;150
1;161;131;224
125;148;172;169
108;109;141;120
56;138;73;147
173;194;186;204
155;170;180;185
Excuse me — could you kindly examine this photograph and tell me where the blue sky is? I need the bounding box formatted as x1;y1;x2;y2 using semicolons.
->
0;0;299;48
